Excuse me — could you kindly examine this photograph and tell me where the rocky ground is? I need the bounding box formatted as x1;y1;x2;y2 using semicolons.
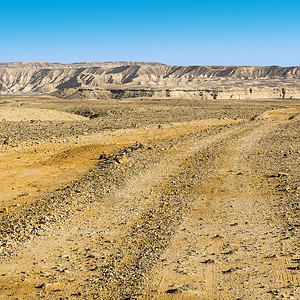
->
0;96;297;146
0;95;299;299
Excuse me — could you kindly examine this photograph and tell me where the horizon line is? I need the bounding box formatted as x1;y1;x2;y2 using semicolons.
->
0;61;299;68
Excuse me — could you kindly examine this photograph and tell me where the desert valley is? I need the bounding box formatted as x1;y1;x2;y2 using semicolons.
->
0;62;299;299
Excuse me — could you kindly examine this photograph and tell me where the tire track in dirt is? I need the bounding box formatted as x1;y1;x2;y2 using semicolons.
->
148;121;300;299
1;120;297;299
75;123;264;299
0;122;257;299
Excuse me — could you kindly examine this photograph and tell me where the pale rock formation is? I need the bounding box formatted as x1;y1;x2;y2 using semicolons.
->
0;62;299;99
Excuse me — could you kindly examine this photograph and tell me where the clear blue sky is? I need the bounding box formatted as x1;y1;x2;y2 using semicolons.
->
1;0;299;66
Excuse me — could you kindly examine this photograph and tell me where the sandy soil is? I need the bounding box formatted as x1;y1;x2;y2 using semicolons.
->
0;96;299;299
0;107;88;122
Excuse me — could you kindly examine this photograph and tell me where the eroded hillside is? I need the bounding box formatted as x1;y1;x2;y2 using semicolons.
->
0;62;300;99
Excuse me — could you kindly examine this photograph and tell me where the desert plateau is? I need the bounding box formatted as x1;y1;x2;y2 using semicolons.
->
0;62;299;299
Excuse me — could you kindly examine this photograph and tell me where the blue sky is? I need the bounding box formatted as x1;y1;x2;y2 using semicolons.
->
1;0;299;66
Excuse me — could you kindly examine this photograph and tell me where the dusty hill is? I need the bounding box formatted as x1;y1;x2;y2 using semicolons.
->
0;62;300;99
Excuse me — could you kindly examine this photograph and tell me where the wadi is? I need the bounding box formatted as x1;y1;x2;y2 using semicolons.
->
0;62;299;299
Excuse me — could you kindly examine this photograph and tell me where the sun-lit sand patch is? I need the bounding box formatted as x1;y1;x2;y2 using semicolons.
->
0;119;240;210
259;107;300;120
0;107;88;121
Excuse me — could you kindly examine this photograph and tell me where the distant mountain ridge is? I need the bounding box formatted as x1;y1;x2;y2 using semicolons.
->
0;62;299;95
0;61;166;69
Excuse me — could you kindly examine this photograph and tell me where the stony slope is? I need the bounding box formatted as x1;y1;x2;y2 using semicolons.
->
0;62;300;98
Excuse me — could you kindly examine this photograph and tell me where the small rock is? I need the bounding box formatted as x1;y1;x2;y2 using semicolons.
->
165;284;196;294
222;250;235;255
3;138;17;146
264;254;277;258
278;172;289;177
213;234;223;239
71;292;82;296
0;207;8;214
222;268;235;274
35;283;46;289
202;259;215;264
287;265;300;270
165;288;180;294
267;290;279;295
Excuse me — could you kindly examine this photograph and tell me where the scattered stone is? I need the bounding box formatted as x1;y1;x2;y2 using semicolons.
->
222;250;235;255
222;268;235;274
265;172;289;178
230;222;238;226
99;154;107;160
278;172;289;177
264;254;277;258
267;290;279;295
35;283;46;289
165;288;180;294
202;259;215;264
287;265;300;270
213;234;223;239
0;207;8;214
2;138;17;146
71;292;82;296
165;284;196;294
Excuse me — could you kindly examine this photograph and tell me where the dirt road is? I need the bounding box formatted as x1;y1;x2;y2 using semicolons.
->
0;111;299;299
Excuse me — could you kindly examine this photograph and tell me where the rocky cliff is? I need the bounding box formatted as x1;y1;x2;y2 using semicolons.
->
0;62;299;99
